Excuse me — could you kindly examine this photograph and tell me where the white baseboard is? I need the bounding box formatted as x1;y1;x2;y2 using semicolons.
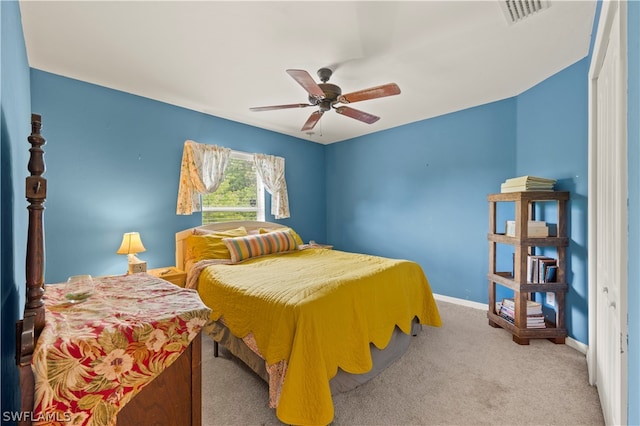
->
433;293;487;311
566;336;588;355
433;293;589;355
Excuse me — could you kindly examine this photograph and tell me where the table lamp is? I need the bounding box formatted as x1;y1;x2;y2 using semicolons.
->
117;232;147;273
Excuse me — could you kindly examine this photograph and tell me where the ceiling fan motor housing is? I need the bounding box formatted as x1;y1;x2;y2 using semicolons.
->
310;83;342;111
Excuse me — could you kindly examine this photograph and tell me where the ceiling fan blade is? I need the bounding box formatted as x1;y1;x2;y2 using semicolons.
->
250;103;313;112
286;69;325;100
334;106;380;124
338;83;401;104
301;110;324;131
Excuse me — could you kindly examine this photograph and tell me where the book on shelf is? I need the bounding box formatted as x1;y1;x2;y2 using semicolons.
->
527;255;550;283
538;258;557;283
500;183;555;193
526;316;547;328
500;298;542;315
540;259;557;282
500;175;556;193
526;255;557;283
545;265;558;283
506;220;549;237
526;314;545;323
499;312;515;325
502;317;546;329
496;299;546;328
504;176;557;186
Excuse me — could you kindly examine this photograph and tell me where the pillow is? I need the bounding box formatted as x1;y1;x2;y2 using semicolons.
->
192;226;244;236
185;227;248;261
193;228;216;236
223;229;298;263
259;227;304;246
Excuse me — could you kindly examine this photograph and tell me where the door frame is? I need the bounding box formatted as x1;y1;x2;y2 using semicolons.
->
587;1;628;424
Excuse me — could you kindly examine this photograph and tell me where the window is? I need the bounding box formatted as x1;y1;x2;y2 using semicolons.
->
201;151;265;224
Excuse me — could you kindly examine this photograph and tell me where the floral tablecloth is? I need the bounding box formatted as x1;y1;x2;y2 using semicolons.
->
32;273;211;426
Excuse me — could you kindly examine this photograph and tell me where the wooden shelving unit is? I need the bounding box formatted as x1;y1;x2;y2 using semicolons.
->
487;191;569;345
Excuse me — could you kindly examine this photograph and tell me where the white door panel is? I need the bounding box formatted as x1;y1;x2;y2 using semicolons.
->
589;1;628;425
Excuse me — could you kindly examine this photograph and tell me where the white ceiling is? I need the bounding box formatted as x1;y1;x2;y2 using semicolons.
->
19;1;596;144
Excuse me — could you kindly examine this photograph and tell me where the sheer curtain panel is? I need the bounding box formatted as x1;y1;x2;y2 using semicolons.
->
253;154;290;219
176;140;231;215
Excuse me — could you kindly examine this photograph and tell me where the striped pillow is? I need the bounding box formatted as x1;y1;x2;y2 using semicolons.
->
223;229;298;263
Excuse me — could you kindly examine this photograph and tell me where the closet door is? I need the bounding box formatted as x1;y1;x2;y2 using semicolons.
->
588;1;628;425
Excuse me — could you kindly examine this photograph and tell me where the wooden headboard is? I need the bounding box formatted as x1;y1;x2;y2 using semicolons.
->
175;220;283;270
16;114;47;426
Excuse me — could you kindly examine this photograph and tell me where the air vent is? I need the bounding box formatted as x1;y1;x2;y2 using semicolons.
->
500;0;550;24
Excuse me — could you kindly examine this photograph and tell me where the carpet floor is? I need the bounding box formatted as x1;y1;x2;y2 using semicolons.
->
201;300;604;425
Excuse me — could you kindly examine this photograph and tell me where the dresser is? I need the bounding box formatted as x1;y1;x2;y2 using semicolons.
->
118;333;202;425
32;274;210;425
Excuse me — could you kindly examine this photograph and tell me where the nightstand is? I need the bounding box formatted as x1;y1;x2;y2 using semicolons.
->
148;266;187;287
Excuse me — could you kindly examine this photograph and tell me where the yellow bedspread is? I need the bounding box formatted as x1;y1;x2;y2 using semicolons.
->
197;248;441;425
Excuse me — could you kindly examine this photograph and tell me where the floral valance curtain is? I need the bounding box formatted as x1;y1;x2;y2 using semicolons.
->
176;140;231;215
253;153;290;219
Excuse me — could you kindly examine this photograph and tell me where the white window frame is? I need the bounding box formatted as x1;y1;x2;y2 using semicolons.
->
201;150;265;222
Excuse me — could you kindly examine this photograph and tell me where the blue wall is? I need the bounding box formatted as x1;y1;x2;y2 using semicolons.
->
30;70;326;283
515;59;590;344
0;0;32;417
627;1;639;424
326;61;591;344
326;61;594;343
325;99;516;303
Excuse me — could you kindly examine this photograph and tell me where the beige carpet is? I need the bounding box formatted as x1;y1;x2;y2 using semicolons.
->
201;300;604;425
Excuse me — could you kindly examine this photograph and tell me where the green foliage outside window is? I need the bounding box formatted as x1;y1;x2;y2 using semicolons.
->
201;157;260;225
202;211;256;225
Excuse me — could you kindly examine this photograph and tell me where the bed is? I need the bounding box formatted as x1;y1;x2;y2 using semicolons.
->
176;220;442;425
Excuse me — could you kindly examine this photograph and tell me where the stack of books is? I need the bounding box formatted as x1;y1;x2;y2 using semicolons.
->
527;255;558;283
496;298;546;329
500;176;556;193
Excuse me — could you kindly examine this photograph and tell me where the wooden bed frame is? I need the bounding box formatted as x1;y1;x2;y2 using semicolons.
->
16;114;202;426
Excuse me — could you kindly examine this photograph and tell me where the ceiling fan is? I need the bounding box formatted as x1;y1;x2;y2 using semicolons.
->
250;68;401;131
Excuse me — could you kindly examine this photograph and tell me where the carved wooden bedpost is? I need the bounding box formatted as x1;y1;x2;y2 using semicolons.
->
24;113;47;335
16;113;47;424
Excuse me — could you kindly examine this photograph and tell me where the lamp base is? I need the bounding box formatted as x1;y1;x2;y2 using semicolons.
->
128;254;147;274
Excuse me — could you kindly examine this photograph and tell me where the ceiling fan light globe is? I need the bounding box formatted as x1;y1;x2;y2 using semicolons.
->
319;100;332;112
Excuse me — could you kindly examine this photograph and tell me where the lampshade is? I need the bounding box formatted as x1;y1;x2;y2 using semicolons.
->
116;232;146;255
